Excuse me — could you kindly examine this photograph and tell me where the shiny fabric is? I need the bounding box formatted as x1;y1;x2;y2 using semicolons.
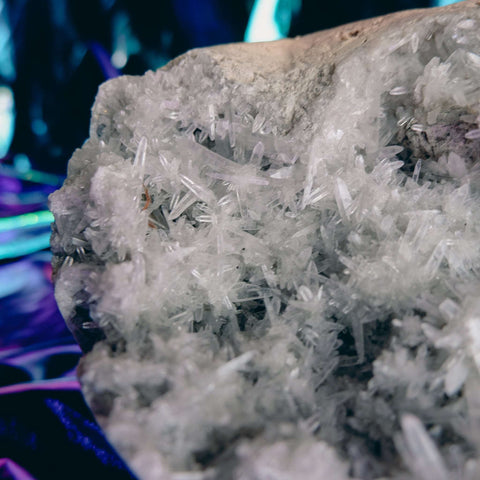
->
0;388;136;480
0;254;136;480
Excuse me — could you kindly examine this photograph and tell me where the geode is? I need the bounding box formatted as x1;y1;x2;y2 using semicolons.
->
50;1;480;479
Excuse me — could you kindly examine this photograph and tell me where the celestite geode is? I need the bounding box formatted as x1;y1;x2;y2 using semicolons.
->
50;1;480;479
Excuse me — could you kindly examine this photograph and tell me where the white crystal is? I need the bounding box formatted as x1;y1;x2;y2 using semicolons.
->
399;414;449;480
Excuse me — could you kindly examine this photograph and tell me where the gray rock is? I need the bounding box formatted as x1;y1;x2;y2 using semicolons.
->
50;1;480;478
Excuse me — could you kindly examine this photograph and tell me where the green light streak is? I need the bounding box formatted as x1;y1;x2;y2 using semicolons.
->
0;210;54;233
436;0;463;5
0;164;65;186
0;232;51;260
245;0;283;42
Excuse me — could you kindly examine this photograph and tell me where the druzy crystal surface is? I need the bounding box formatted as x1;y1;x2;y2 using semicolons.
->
50;1;480;479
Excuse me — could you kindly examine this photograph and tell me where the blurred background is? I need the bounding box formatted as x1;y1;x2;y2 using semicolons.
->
0;0;463;478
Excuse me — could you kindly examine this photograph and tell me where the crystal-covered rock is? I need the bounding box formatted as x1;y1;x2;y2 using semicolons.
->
50;1;480;478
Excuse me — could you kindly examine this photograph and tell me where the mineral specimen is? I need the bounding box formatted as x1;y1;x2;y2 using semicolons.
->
50;1;480;479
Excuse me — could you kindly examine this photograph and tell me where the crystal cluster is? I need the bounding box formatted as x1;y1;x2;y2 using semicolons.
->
50;1;480;478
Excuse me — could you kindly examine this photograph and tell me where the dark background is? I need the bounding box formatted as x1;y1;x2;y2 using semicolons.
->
0;1;455;479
